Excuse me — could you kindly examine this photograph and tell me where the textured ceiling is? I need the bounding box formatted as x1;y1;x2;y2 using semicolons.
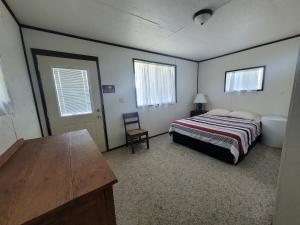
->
6;0;300;61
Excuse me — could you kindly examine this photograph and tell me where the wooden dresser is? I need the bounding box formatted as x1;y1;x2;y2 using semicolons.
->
0;130;117;225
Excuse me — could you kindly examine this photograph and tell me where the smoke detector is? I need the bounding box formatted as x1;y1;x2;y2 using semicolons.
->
193;9;213;26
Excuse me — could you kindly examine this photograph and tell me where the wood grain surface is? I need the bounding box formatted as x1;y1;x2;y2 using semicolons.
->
0;130;117;225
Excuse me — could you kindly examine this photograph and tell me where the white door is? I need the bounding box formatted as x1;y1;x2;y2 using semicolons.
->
37;55;106;151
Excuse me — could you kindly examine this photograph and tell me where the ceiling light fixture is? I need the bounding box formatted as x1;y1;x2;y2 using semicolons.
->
193;9;213;26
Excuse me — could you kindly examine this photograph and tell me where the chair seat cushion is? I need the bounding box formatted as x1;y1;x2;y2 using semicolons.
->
127;129;148;136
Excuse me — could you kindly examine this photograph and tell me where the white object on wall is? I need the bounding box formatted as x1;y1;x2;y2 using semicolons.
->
261;116;287;148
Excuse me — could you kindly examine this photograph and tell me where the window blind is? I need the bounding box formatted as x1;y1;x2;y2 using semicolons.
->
53;68;92;117
134;60;176;107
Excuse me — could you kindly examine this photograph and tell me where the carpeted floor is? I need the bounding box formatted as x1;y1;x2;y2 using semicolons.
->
104;134;281;225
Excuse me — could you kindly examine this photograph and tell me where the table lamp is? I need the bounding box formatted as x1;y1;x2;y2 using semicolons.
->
193;93;207;111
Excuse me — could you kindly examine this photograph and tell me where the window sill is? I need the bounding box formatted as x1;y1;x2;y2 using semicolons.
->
137;103;177;108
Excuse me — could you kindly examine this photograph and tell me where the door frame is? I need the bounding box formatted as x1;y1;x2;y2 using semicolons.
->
31;48;109;151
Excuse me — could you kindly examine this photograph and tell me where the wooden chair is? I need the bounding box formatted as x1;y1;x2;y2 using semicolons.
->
123;112;149;154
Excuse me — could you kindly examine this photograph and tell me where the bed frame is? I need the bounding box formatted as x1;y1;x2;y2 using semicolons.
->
172;132;261;165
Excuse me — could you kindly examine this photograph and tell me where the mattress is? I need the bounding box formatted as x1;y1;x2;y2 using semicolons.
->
169;114;261;164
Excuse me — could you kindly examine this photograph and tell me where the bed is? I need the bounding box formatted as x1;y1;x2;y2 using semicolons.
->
169;113;261;164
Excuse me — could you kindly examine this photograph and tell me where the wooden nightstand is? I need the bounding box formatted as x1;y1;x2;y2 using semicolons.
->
190;110;208;117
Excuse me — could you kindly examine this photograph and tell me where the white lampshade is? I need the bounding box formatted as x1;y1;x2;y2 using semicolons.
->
193;93;207;104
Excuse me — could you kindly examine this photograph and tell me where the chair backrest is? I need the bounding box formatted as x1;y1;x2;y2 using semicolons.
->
123;112;140;132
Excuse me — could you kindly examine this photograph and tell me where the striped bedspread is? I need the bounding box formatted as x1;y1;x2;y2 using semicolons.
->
169;114;261;163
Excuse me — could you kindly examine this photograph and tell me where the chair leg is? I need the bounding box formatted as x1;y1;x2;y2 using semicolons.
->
131;142;135;154
125;135;128;147
146;133;149;149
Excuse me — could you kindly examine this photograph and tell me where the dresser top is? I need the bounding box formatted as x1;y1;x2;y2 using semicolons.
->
0;130;117;225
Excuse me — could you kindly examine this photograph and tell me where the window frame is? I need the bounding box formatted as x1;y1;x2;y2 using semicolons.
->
133;58;177;108
224;65;266;93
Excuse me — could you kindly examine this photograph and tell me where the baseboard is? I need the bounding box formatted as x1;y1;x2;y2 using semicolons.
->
108;144;126;151
107;131;169;152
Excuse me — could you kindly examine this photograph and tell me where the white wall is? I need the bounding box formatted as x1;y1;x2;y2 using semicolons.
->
273;48;300;225
22;28;198;149
198;38;300;117
0;2;40;155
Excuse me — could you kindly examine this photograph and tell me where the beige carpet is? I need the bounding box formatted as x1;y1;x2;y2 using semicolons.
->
104;134;281;225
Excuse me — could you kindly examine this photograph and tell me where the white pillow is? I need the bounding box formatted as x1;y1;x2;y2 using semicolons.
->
229;111;261;121
206;109;230;116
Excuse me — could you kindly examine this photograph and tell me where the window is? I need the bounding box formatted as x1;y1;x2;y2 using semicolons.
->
53;68;92;117
225;66;265;93
134;59;176;107
0;59;11;115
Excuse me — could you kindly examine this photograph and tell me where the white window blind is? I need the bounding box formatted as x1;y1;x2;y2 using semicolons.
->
0;59;11;115
134;60;176;107
225;66;265;93
53;68;92;117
